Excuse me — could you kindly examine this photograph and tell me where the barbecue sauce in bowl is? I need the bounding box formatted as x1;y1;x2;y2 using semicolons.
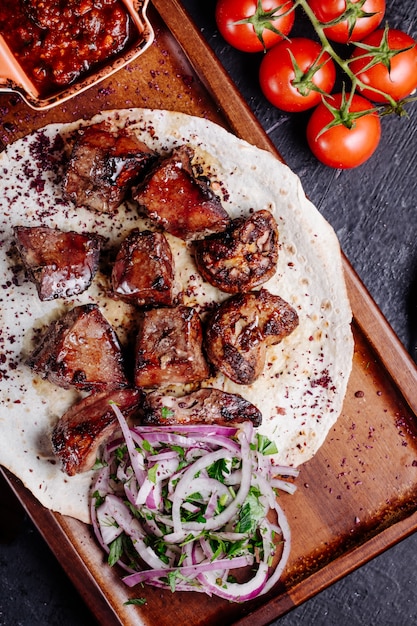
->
0;0;139;98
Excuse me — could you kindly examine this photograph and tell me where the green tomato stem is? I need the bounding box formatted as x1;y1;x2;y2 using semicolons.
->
294;0;398;109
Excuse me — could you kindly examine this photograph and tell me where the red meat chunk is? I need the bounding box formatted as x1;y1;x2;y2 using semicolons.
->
193;210;279;293
111;229;175;306
132;145;230;240
51;387;142;476
27;304;127;391
134;305;209;387
142;387;262;427
64;123;157;213
14;225;102;301
205;289;299;385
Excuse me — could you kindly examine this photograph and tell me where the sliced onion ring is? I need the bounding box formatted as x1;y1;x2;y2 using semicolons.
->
90;404;297;601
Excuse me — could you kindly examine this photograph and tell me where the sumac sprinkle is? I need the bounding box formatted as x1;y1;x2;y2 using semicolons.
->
0;0;138;96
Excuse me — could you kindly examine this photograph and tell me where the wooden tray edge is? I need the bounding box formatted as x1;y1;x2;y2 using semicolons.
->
233;507;417;625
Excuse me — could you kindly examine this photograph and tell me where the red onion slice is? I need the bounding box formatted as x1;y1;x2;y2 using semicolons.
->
90;405;297;601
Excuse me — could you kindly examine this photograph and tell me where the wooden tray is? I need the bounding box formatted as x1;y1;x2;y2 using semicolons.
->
2;1;417;624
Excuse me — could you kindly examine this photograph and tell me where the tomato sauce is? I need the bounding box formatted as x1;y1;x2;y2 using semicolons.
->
0;0;138;96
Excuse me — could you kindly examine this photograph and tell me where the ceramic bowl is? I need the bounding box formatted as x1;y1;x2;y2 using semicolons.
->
0;0;154;110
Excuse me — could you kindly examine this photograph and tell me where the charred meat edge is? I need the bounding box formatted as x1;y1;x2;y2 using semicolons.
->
205;289;299;385
14;225;102;301
111;228;175;307
132;145;230;240
52;388;143;476
134;305;210;387
27;304;128;391
141;387;262;427
193;209;279;294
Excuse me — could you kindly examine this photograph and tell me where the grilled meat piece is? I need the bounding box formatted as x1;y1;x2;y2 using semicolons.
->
132;145;230;240
205;289;299;385
14;225;102;301
142;387;262;427
134;305;209;387
64;123;157;213
51;387;143;476
27;304;127;391
111;229;175;307
193;210;279;293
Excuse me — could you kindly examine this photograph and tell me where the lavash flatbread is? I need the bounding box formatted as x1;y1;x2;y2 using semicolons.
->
0;108;353;523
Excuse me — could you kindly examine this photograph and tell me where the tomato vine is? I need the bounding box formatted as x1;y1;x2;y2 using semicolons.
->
215;0;417;167
296;0;404;111
216;0;417;167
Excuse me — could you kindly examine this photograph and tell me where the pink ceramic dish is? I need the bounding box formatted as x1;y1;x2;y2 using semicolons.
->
0;0;154;110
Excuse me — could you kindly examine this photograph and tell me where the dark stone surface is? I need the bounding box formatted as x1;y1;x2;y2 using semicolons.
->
1;1;416;624
0;475;96;626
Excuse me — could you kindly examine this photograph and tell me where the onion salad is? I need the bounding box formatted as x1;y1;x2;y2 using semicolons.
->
91;403;298;602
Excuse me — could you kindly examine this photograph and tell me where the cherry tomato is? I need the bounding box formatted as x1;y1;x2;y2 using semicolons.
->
259;38;336;112
306;92;381;168
350;28;417;102
307;0;385;44
215;0;295;53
